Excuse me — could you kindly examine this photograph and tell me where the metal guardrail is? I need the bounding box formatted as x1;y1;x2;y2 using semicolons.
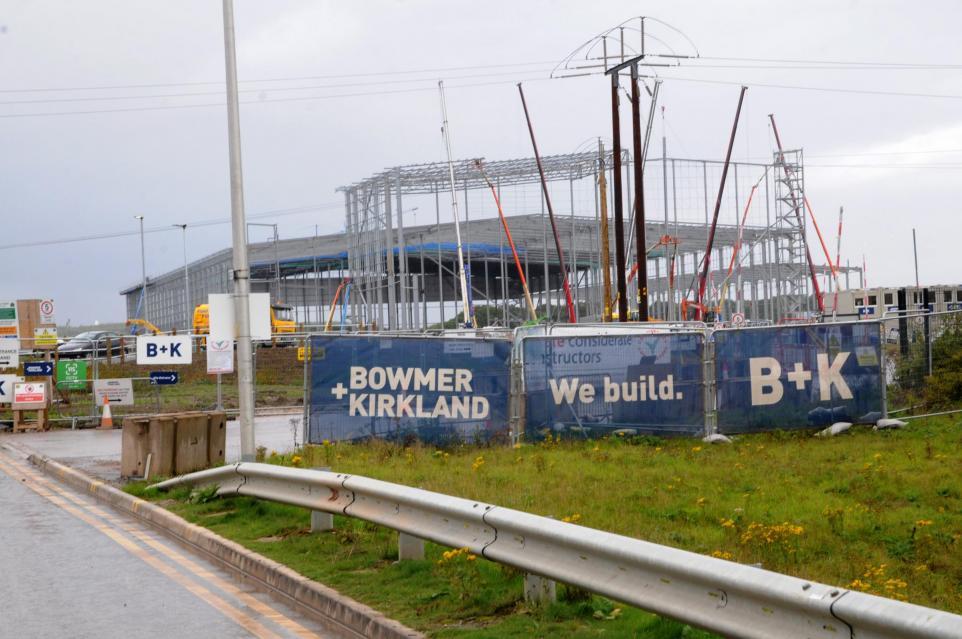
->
153;463;962;639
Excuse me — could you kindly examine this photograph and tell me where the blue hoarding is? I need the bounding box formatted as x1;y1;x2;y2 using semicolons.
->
522;332;705;438
714;323;883;433
309;335;512;444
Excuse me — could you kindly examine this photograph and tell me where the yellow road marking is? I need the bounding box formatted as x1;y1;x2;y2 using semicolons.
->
0;457;286;639
37;473;319;639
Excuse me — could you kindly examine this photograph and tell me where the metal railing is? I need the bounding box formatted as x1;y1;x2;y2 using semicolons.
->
153;463;962;639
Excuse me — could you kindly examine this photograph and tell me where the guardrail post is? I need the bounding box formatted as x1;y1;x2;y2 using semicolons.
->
310;511;334;533
397;532;424;560
523;573;556;605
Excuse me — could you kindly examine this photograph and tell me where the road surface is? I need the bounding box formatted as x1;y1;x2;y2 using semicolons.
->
0;445;342;638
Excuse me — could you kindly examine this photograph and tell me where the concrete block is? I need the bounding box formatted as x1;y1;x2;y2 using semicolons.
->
524;573;556;605
397;532;424;561
311;511;334;533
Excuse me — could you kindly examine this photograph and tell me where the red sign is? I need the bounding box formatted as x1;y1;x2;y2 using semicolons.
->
14;382;45;403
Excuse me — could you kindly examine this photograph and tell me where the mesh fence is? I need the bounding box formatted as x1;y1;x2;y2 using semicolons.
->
0;335;309;427
885;310;962;417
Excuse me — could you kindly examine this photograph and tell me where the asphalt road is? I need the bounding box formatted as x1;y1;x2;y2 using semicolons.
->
0;446;342;639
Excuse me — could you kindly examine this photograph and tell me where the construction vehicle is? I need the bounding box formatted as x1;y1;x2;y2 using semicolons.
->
192;303;296;337
125;318;162;335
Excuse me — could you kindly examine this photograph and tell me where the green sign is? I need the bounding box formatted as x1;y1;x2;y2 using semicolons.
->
57;360;87;391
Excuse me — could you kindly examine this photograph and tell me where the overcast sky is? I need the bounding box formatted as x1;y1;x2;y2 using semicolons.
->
1;0;960;324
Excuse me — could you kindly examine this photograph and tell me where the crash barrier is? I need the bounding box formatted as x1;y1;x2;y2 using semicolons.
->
308;335;513;445
153;463;962;639
305;321;892;442
121;411;226;478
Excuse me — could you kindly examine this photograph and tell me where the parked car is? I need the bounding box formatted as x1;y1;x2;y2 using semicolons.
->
56;331;125;359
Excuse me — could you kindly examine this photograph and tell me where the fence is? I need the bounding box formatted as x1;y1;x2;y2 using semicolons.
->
0;334;311;427
884;309;962;418
5;310;960;436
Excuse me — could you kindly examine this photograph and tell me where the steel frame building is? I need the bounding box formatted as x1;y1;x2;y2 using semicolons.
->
123;150;860;332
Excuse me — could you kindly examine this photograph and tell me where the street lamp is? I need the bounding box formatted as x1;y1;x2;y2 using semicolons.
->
172;224;189;331
134;215;148;323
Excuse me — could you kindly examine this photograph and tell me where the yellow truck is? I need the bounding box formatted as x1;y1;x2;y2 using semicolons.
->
192;303;296;339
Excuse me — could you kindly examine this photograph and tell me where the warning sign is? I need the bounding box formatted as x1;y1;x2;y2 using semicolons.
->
14;382;46;404
34;327;58;347
0;302;17;338
40;299;55;324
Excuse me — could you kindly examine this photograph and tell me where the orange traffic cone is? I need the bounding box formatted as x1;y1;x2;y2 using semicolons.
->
99;395;114;429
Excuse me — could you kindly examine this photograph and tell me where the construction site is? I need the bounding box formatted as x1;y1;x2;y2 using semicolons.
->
123;20;867;332
125;147;864;331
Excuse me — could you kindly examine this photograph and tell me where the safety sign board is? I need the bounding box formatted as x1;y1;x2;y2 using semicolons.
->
57;360;87;391
93;378;134;406
39;299;55;324
297;345;311;361
206;339;234;374
33;327;58;347
149;371;179;385
14;382;46;404
24;362;54;377
0;339;19;369
136;335;192;365
731;312;746;327
0;302;17;338
207;293;271;341
0;375;24;403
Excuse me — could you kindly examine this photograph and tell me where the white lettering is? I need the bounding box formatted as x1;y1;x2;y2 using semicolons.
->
658;375;674;400
550;377;581;405
414;368;436;391
377;393;394;417
386;367;414;391
578;383;595;404
432;395;451;418
472;396;489;418
368;367;386;390
750;357;783;406
604;376;619;403
349;393;368;416
817;352;853;401
450;396;470;419
437;368;454;392
396;394;415;417
350;367;367;390
455;369;473;393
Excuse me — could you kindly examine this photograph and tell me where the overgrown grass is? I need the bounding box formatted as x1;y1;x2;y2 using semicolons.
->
131;416;962;636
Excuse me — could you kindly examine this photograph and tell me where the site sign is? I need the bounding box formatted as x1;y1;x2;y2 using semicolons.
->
0;375;24;403
33;327;58;347
0;302;17;338
206;339;234;374
93;378;134;406
57;360;87;391
0;339;19;369
136;335;192;365
522;332;706;438
309;335;512;444
39;299;55;325
714;322;883;433
149;371;179;385
23;362;54;377
13;382;46;405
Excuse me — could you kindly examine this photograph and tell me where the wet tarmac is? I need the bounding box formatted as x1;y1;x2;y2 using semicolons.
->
0;446;343;638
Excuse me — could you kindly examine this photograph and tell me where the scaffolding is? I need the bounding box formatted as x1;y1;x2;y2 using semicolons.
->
122;150;861;332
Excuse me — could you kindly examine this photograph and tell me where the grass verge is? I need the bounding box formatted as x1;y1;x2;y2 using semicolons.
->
129;415;962;636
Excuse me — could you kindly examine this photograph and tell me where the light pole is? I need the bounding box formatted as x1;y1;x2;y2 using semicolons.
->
135;215;148;323
223;0;256;461
172;224;189;331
